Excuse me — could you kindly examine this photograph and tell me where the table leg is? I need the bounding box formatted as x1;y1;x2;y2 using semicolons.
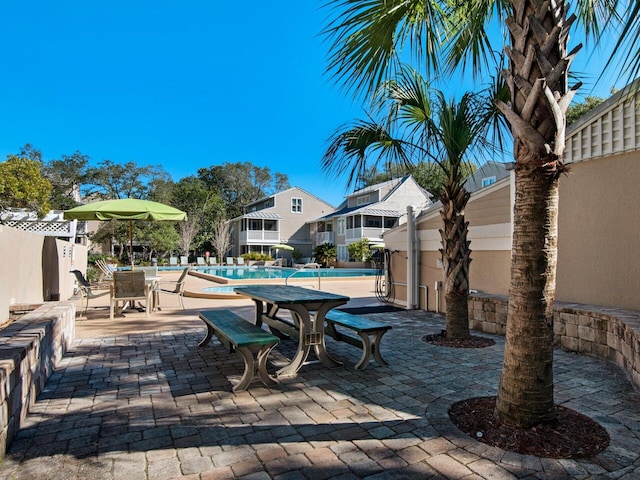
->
311;303;343;369
274;305;312;377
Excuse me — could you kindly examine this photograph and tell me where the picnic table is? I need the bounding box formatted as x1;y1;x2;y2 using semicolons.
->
233;285;349;377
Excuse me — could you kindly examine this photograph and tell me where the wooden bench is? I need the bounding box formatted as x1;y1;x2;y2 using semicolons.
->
198;309;280;391
324;310;392;370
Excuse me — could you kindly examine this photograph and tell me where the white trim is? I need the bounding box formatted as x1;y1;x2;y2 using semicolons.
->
419;223;511;251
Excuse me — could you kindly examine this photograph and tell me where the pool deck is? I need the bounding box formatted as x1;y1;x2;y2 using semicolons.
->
1;271;640;479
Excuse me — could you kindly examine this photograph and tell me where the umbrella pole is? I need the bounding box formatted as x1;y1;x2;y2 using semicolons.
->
129;220;134;270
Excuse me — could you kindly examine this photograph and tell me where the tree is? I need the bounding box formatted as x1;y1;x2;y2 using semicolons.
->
566;96;605;125
84;159;169;200
313;243;337;267
198;162;290;218
323;0;630;428
43;151;91;210
347;238;373;263
0;152;52;216
210;219;232;262
170;176;224;257
323;67;503;340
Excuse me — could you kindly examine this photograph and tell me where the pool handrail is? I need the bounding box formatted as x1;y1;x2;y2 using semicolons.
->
286;262;321;289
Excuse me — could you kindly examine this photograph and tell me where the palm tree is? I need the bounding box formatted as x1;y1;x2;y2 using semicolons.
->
323;66;504;339
322;1;631;428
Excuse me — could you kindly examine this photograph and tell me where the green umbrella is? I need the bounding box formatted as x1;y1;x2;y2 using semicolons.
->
64;198;187;267
271;244;294;259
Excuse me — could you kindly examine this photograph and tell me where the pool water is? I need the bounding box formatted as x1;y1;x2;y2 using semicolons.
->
200;266;377;280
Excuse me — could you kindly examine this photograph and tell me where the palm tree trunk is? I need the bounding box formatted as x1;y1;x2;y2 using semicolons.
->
440;183;472;339
494;0;577;427
496;165;558;427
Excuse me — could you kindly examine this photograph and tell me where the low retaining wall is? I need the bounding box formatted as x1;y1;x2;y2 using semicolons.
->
469;294;640;389
0;301;75;458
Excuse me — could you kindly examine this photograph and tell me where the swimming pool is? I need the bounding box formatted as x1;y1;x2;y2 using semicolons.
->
198;266;377;280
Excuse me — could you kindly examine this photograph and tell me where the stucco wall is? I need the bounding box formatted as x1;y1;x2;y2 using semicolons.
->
0;226;86;320
557;152;640;310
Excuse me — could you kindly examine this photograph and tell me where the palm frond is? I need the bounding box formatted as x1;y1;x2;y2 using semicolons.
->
322;0;446;99
322;118;416;189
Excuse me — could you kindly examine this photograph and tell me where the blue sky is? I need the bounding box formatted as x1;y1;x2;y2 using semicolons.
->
0;2;626;207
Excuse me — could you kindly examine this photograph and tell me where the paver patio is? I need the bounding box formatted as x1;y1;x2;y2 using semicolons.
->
0;274;639;479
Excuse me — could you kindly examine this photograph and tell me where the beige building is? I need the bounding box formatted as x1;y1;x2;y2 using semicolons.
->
309;175;432;262
384;81;640;312
228;187;335;262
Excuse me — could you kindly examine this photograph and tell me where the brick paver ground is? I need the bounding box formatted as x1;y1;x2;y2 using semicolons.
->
1;307;639;479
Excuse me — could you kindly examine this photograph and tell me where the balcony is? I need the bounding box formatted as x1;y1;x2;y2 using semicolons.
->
315;231;334;245
345;227;385;241
239;230;280;244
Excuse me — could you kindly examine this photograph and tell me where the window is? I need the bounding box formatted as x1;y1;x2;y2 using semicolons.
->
356;194;370;206
291;197;303;213
337;219;345;235
481;176;496;187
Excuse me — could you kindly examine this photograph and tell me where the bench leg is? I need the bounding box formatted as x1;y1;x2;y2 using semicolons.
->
354;332;373;370
371;331;389;367
234;345;277;391
198;323;214;347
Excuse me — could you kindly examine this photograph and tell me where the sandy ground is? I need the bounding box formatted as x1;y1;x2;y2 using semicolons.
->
74;270;390;339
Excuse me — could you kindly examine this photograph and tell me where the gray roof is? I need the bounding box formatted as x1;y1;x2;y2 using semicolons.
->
231;211;281;221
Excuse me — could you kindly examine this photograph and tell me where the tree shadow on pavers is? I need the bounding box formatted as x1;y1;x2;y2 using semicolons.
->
7;311;639;479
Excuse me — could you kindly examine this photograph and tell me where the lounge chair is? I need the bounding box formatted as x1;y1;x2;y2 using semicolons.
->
110;271;150;320
94;259;116;285
236;257;245;266
225;257;235;266
70;270;110;315
180;255;189;266
169;256;178;267
209;256;218;265
197;256;206;266
155;266;190;310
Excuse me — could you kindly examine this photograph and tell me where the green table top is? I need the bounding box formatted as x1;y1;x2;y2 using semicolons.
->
234;285;350;305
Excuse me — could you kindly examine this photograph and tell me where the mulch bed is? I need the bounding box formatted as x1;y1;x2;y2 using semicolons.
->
422;330;495;348
449;396;610;458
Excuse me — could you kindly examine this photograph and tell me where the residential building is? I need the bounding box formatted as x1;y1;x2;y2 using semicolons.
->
464;161;510;192
228;187;334;261
309;176;432;262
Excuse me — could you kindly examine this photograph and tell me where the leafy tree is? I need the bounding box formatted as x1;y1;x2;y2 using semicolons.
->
43;151;91;210
171;176;224;257
566;96;605;125
83;159;169;200
313;243;337;267
0;152;52;216
198;162;290;218
139;222;181;261
347;238;372;263
322;0;633;428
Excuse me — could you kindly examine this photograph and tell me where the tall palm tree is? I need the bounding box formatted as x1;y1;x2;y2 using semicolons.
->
322;0;630;428
323;67;504;339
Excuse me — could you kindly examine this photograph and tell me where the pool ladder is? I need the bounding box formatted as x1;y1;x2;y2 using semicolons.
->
285;263;321;289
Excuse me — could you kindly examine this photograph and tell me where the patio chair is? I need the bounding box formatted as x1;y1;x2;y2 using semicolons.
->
169;256;178;267
155;266;190;310
70;270;110;315
225;257;235;265
196;256;206;266
209;256;218;265
236;257;245;266
110;271;150;320
94;259;116;284
180;255;189;266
